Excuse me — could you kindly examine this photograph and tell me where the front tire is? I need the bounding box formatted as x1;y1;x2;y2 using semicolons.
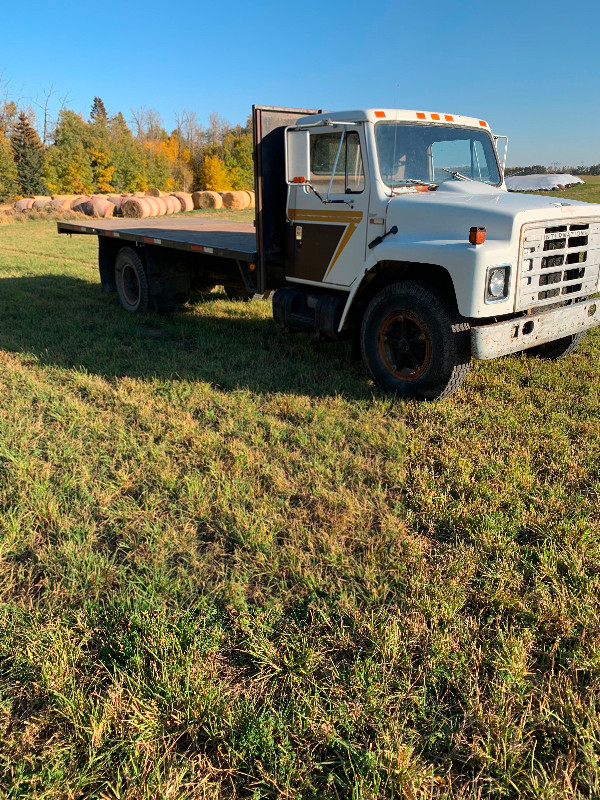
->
115;247;149;314
526;331;586;359
360;281;471;400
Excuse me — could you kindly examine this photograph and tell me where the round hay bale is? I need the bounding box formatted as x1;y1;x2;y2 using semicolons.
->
169;194;185;212
70;195;91;210
85;200;99;215
236;191;251;209
153;197;167;215
32;197;52;210
106;195;126;214
143;196;158;216
92;197;116;218
165;196;178;214
14;198;35;212
133;191;146;197
221;191;245;210
50;197;73;211
145;187;163;197
122;197;150;218
171;192;193;212
192;190;223;209
243;190;255;208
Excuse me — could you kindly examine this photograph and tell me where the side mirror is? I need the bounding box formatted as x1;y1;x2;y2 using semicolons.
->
285;128;310;185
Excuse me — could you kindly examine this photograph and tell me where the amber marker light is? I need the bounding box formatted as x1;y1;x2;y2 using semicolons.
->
416;112;426;119
374;111;386;118
249;263;256;271
469;226;486;245
293;177;306;183
479;120;487;127
444;115;454;121
431;113;440;121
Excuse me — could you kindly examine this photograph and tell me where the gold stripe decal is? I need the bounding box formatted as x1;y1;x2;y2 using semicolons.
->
288;208;364;279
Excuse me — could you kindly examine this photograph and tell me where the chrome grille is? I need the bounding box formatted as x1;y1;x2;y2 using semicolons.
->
516;218;600;311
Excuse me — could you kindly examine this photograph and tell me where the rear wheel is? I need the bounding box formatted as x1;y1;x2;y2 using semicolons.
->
115;247;149;314
360;281;471;400
526;331;586;359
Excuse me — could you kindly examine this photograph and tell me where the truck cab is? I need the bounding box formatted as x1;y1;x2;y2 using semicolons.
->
273;107;600;399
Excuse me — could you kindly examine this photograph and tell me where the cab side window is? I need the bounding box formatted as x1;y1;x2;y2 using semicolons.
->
309;131;365;194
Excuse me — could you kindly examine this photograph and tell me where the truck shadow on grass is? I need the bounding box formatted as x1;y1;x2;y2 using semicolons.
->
0;275;373;399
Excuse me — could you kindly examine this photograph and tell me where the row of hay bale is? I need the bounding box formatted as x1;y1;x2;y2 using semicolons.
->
13;191;196;219
192;190;255;210
13;187;256;217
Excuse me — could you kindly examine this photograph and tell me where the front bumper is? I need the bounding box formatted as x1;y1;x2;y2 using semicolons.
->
471;299;600;359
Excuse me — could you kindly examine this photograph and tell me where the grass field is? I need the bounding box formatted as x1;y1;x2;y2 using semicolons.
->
1;194;600;798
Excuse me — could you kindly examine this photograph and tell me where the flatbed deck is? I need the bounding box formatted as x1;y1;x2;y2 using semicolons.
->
57;217;257;262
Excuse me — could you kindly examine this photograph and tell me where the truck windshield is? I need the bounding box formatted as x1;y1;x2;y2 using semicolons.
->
375;122;501;187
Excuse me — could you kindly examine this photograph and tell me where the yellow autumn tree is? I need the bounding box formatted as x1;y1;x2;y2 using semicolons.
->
198;154;229;191
89;148;116;193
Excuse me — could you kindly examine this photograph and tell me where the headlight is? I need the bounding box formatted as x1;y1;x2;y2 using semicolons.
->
485;264;510;303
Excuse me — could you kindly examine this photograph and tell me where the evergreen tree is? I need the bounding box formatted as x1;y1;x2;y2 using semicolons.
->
11;112;47;196
89;97;114;192
0;132;19;201
90;97;108;127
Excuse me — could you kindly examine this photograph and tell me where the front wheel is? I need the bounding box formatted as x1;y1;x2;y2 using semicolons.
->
360;281;471;400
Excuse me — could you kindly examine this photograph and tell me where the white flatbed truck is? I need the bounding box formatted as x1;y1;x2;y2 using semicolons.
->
58;105;600;399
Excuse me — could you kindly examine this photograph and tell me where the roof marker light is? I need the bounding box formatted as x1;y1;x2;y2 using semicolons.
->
416;112;426;119
374;111;386;118
444;115;454;122
479;120;487;127
431;113;440;121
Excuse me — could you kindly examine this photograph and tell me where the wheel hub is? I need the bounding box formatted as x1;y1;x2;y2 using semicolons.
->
121;264;140;306
378;311;431;381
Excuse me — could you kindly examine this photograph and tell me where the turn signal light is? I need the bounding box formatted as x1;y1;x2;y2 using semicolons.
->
469;226;486;245
293;176;306;184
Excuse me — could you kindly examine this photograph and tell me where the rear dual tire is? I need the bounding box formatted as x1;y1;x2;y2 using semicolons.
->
115;247;149;314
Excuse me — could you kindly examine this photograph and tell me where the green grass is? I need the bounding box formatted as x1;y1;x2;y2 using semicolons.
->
529;174;600;203
1;200;600;799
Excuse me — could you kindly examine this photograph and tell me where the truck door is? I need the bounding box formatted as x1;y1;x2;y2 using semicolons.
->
286;124;370;287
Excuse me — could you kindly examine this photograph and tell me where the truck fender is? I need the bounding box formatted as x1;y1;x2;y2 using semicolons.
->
337;252;381;331
337;256;459;333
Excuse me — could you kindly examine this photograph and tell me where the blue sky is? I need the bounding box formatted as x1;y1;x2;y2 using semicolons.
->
2;0;598;166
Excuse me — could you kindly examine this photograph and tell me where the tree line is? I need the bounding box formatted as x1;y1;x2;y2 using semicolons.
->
505;164;600;176
0;96;253;202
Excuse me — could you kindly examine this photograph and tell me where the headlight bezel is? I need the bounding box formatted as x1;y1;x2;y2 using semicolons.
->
485;264;511;304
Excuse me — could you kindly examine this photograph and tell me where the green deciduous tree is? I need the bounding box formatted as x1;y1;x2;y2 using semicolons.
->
44;109;93;194
108;112;146;192
11;112;47;196
223;130;253;189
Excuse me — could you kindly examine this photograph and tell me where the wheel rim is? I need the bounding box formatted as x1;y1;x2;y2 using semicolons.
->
378;310;431;381
121;264;140;307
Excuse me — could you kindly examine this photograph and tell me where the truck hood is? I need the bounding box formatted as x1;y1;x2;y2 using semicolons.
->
386;181;600;243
